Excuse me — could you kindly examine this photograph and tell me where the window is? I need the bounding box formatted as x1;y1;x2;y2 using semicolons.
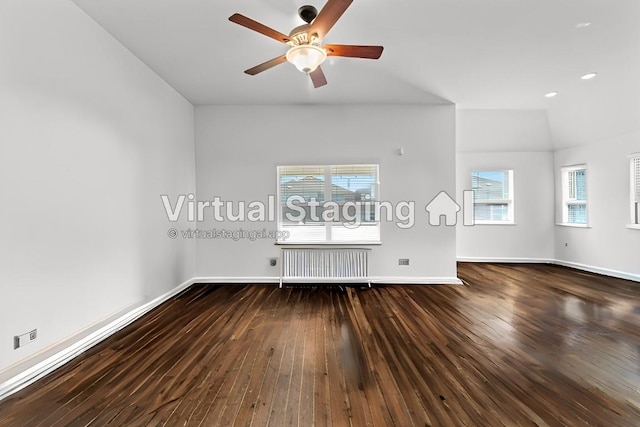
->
471;170;514;224
631;154;640;227
277;165;380;243
561;165;587;225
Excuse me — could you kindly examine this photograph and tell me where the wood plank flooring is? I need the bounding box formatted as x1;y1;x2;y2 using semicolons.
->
1;263;640;426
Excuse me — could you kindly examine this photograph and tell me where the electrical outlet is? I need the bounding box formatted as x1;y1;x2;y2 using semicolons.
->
14;329;37;349
399;258;410;266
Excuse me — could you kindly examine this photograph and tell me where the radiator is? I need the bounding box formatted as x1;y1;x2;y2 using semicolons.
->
280;248;370;287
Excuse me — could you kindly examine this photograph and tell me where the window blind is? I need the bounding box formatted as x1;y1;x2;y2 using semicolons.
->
633;156;640;203
568;169;586;201
562;165;587;224
278;164;380;243
631;156;640;225
471;170;514;222
567;204;587;224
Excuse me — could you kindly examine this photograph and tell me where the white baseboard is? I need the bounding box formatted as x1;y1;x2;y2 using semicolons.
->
551;260;640;282
0;278;196;402
369;276;463;285
194;276;463;285
192;276;280;284
457;257;640;282
457;257;554;264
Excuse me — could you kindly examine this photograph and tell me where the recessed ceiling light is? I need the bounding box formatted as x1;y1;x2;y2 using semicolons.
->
581;72;598;80
545;91;558;98
576;22;592;28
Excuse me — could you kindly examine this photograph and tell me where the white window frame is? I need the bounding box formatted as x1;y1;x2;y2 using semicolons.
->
276;164;381;244
471;170;515;225
560;164;588;227
629;153;640;229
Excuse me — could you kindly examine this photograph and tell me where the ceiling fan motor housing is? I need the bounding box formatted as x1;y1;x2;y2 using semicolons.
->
298;5;318;24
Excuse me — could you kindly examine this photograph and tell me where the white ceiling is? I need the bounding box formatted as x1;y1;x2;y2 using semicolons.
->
70;0;640;148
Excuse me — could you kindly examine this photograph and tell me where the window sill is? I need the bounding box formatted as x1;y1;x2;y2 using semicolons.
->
556;223;591;228
275;241;382;246
626;224;640;230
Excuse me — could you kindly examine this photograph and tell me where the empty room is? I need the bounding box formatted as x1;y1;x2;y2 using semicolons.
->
1;0;639;426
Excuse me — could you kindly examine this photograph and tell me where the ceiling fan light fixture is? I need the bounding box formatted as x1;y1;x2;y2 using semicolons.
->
286;44;327;74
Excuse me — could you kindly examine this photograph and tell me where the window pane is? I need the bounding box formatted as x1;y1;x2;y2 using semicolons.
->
471;170;513;222
474;203;509;221
633;157;640;203
331;165;378;201
567;204;587;224
280;166;325;226
280;166;325;204
280;224;326;242
277;165;380;243
331;165;378;224
281;204;330;224
632;157;640;225
472;171;510;200
573;169;586;201
562;165;587;225
331;223;380;242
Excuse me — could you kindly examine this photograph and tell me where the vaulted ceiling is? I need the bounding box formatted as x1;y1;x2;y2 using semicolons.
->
71;0;640;149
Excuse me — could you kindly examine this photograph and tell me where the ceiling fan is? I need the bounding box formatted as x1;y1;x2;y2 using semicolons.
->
229;0;383;88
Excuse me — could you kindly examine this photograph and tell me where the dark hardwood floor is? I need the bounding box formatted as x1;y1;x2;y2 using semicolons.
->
1;263;640;426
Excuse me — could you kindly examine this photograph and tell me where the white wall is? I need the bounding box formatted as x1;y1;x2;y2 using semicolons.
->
457;110;553;153
0;0;195;377
194;104;457;281
456;110;555;260
554;131;640;277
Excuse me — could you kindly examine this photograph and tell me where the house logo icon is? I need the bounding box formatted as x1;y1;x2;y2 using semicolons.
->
425;191;461;226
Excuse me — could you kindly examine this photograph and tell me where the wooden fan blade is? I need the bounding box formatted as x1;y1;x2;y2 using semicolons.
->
244;55;288;75
229;13;291;44
310;0;353;40
309;66;328;88
324;44;384;59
